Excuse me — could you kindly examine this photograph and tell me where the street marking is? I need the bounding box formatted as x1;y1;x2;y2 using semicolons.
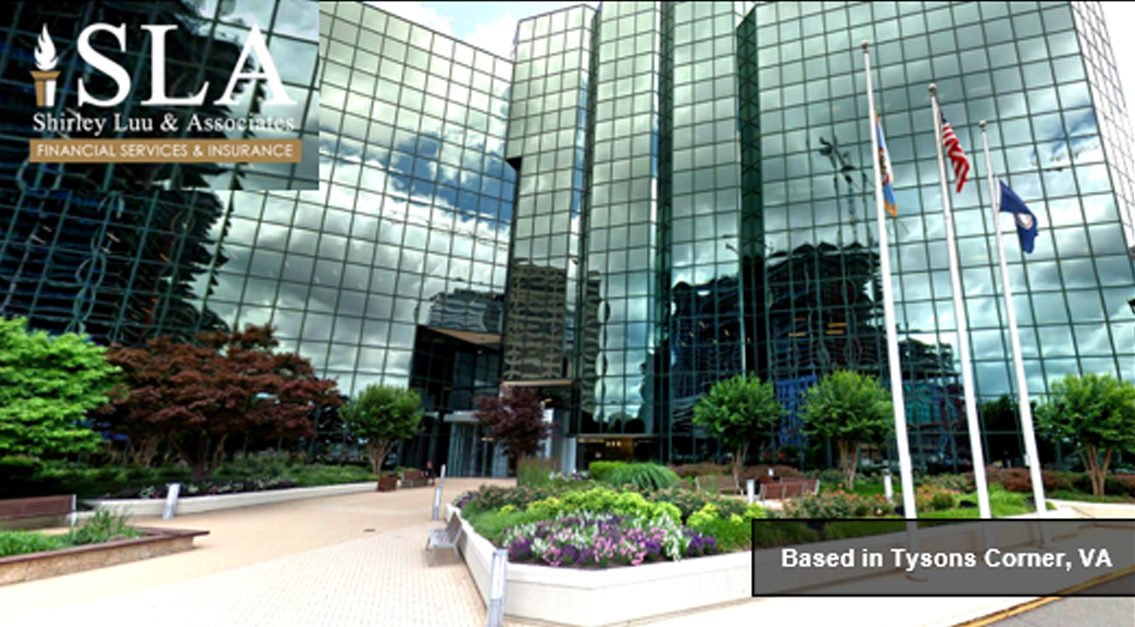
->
953;565;1135;627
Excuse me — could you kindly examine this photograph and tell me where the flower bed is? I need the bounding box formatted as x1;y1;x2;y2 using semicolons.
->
504;512;715;568
458;484;773;571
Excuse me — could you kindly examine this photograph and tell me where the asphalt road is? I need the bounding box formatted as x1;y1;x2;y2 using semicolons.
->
986;574;1134;626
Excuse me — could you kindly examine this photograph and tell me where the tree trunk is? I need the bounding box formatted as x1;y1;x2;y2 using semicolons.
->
132;435;161;467
203;433;228;478
1080;444;1111;496
169;438;206;481
369;441;390;476
837;439;858;490
733;441;749;487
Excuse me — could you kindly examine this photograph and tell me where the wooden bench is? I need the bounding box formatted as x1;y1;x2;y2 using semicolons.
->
426;514;464;565
758;478;820;502
400;469;432;488
0;495;76;530
695;475;743;495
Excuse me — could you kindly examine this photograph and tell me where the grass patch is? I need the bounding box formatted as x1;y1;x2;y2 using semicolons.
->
0;531;71;558
819;481;886;498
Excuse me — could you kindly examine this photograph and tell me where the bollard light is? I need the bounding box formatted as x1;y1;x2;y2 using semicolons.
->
162;483;181;520
486;548;508;627
746;479;755;504
884;471;894;505
432;484;443;521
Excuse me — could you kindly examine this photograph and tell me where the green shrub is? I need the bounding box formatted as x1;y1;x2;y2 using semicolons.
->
636;486;747;523
802;468;845;486
688;515;752;552
922;473;974;493
64;510;142;546
780;490;893;518
587;461;626;482
915;484;959;511
1103;475;1135;498
464;509;543;545
286;464;376;487
685;503;770;552
603;463;681;491
456;484;570;516
526;487;681;523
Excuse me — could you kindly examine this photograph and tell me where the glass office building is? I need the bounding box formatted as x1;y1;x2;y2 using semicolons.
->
2;1;1133;474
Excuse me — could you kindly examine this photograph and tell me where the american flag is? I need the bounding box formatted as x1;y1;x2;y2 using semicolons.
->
941;113;970;193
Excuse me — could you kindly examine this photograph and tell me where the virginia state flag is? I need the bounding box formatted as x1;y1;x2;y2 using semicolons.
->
999;180;1038;253
876;114;897;217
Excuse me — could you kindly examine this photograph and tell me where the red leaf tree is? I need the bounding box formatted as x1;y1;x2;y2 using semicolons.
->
473;386;554;461
100;325;341;479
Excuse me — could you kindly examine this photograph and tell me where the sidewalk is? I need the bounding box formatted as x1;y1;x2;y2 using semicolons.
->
0;481;1129;627
0;478;510;627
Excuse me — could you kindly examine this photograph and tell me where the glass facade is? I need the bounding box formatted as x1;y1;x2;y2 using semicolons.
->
0;0;319;350
3;1;1133;474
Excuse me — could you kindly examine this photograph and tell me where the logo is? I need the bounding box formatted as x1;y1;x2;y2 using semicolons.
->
32;22;295;109
31;26;60;107
27;18;308;172
1014;212;1035;230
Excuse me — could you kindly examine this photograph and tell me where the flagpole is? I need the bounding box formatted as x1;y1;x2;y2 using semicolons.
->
980;121;1051;545
929;84;991;520
863;42;919;529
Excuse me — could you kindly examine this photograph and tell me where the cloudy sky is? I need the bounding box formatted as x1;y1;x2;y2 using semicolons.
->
370;1;1135;131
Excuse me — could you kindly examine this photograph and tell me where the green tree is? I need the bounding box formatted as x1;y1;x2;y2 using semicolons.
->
341;384;423;475
694;374;783;485
0;317;119;457
800;370;893;490
1036;373;1135;496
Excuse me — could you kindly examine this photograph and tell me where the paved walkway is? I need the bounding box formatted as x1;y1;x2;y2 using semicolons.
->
0;482;1129;627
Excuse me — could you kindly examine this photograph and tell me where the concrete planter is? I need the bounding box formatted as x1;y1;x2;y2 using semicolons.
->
90;482;378;518
0;527;208;586
450;504;1084;627
449;503;753;627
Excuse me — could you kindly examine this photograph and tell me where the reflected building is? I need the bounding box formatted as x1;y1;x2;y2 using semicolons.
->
426;289;504;335
4;1;1135;475
503;261;573;380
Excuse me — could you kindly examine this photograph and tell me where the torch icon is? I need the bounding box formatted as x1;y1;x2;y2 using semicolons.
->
31;25;60;108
